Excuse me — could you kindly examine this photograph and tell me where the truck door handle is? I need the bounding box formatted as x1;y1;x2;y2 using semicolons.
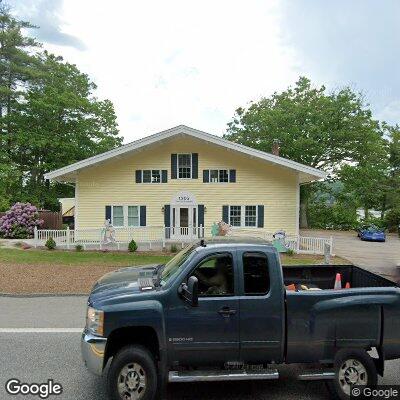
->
218;307;236;317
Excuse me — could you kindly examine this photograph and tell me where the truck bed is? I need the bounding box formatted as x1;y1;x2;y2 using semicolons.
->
283;264;400;364
282;264;397;290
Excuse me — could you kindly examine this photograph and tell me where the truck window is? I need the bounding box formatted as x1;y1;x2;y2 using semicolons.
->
243;252;270;295
192;253;234;297
160;244;195;285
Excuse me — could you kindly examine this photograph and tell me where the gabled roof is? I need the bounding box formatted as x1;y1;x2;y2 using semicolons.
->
44;125;326;183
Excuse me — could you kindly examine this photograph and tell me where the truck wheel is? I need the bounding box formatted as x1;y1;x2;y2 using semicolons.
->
107;345;158;400
326;348;377;400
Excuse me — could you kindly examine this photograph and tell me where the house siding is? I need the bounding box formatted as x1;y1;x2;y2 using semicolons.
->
76;136;299;235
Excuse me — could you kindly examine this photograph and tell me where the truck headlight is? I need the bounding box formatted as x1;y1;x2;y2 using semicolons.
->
86;307;104;337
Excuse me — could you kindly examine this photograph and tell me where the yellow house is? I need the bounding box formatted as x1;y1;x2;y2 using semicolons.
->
45;125;325;241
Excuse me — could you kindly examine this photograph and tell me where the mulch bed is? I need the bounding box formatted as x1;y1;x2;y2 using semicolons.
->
0;263;120;294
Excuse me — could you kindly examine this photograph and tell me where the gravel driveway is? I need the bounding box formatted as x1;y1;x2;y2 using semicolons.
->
302;229;400;282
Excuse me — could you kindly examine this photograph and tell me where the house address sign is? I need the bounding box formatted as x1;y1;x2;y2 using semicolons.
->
172;191;197;205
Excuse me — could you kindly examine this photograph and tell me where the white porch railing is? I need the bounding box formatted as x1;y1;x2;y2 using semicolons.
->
33;226;333;255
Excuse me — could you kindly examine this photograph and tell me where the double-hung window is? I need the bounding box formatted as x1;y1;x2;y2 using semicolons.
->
229;205;258;227
111;206;141;227
229;206;242;227
244;206;257;227
128;206;139;226
112;206;124;227
142;170;161;183
178;154;192;179
209;169;229;183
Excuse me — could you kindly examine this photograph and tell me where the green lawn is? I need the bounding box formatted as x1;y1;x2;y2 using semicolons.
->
0;247;347;267
0;248;172;266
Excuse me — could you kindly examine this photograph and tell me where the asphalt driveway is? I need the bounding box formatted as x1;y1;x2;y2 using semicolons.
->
302;229;400;282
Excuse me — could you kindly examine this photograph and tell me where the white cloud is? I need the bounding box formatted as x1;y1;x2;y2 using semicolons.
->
14;0;300;142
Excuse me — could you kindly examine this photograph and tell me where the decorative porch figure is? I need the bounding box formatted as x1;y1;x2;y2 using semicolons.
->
102;219;116;245
211;223;219;237
272;230;288;253
218;221;231;236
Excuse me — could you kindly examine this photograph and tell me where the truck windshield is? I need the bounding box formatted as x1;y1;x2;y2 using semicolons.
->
160;244;195;286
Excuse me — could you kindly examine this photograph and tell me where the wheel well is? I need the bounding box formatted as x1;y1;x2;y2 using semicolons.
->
104;326;160;367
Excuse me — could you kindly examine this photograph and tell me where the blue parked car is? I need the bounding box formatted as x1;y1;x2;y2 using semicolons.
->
357;225;386;242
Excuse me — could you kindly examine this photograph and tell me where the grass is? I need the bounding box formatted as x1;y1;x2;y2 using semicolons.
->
0;248;172;267
0;247;348;267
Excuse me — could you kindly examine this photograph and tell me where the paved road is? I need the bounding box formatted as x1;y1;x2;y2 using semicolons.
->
302;230;400;282
1;296;400;399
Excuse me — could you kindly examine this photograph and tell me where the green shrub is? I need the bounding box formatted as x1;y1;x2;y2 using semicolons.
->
45;237;56;250
385;208;400;232
75;244;84;252
128;239;138;253
170;244;178;253
286;248;295;256
308;202;358;230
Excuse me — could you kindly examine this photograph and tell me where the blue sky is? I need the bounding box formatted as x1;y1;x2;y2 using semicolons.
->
9;0;400;141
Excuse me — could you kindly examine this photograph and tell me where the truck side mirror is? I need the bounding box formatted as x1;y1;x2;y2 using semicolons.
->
178;276;199;307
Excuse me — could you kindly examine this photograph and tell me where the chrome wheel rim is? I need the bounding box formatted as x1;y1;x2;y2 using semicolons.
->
117;362;147;400
338;358;368;395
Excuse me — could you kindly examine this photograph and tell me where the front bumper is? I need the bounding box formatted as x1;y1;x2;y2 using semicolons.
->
81;330;107;376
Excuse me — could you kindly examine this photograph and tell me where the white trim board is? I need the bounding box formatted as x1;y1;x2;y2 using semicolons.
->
44;125;326;184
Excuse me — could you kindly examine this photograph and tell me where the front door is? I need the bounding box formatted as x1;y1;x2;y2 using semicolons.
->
167;252;240;365
179;207;189;236
171;206;197;238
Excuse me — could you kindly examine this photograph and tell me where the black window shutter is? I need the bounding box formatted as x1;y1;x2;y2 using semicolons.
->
171;154;177;179
164;205;170;227
203;170;209;183
164;205;170;239
257;205;264;228
140;206;146;226
198;205;205;227
222;205;229;224
105;205;111;222
192;153;198;179
161;170;168;183
229;169;236;183
135;170;142;183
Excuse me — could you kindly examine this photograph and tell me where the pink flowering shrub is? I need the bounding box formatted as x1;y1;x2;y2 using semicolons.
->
0;203;44;239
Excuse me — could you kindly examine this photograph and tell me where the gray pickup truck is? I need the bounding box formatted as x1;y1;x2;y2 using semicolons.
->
81;238;400;400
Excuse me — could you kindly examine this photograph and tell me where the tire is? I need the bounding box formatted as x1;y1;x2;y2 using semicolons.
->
107;345;158;400
326;348;377;400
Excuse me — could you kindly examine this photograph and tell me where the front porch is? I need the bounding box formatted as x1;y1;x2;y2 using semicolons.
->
33;226;334;255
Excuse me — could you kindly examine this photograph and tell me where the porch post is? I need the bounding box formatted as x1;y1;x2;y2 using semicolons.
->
66;227;70;249
34;226;38;248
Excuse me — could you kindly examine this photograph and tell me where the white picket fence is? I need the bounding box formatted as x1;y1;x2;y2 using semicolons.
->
33;226;333;255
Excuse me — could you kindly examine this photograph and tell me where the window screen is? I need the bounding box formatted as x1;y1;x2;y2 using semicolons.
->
112;206;124;227
128;206;139;226
243;252;270;295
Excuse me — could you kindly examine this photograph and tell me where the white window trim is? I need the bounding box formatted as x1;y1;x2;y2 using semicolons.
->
228;205;258;228
141;169;162;184
177;153;192;179
111;205;142;227
206;168;230;183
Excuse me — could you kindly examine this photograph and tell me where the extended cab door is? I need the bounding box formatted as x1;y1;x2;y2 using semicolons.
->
238;250;285;363
166;251;240;364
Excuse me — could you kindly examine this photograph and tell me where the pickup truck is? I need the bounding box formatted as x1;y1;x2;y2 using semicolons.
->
81;237;400;400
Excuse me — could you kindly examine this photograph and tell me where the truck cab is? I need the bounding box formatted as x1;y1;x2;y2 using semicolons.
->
81;238;400;400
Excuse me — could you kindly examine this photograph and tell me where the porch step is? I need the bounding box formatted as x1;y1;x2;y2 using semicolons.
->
168;368;279;383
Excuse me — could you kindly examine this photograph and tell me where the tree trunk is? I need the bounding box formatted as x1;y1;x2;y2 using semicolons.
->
300;185;309;229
